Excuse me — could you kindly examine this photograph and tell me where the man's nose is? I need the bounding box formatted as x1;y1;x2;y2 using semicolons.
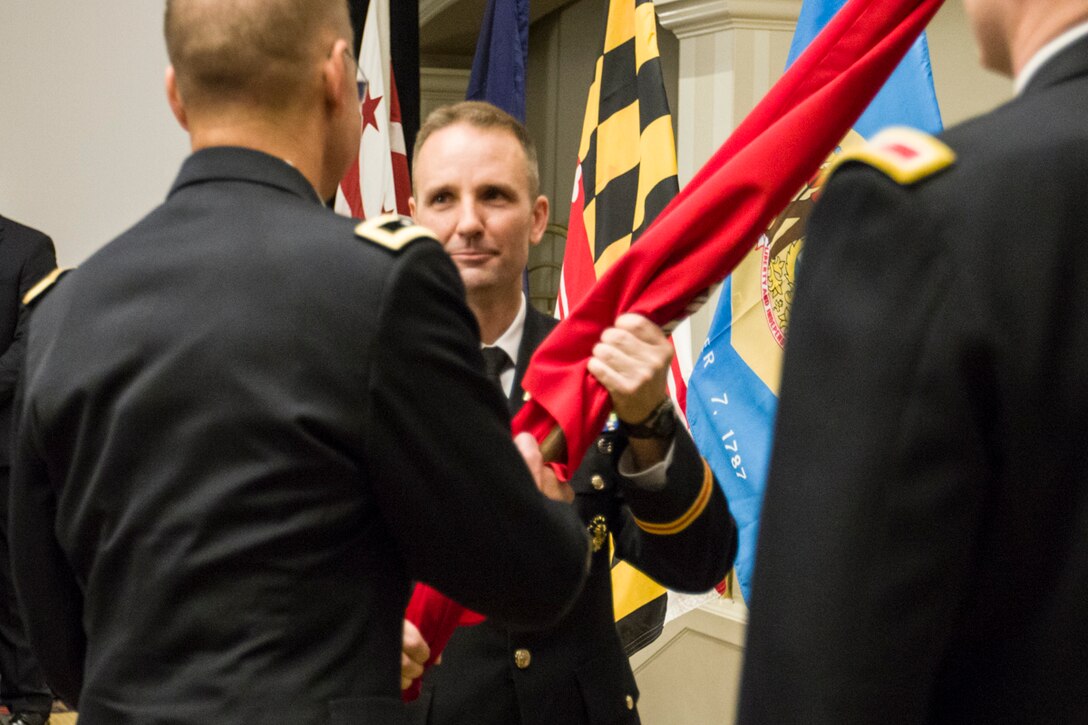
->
454;199;484;239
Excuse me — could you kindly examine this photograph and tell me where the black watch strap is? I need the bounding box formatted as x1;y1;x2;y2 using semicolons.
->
619;398;677;440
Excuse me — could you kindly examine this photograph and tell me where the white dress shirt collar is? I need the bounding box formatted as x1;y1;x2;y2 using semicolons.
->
1015;20;1088;95
482;294;527;398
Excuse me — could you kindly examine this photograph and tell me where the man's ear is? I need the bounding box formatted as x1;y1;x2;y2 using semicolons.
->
323;38;353;113
165;66;189;131
529;195;550;247
408;196;417;217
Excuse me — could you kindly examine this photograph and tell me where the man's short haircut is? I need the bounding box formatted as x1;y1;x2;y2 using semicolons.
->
164;0;353;113
413;101;541;198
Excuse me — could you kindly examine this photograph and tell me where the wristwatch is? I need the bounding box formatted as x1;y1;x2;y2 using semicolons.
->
619;398;677;440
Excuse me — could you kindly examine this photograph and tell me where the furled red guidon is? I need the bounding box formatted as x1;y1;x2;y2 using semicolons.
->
403;0;947;699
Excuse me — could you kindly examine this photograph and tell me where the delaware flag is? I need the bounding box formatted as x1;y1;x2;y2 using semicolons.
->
466;0;529;121
558;0;683;656
335;0;411;219
685;0;942;602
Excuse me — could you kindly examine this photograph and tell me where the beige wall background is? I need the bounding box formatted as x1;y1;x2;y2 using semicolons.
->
0;2;190;268
929;0;1012;126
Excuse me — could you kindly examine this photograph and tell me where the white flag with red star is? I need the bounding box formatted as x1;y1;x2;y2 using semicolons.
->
335;0;410;219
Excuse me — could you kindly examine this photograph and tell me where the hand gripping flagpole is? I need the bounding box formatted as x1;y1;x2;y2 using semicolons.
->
403;0;946;701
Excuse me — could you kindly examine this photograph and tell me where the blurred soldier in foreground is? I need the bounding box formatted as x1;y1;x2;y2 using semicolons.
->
8;3;589;724
739;0;1088;722
0;214;56;725
403;101;736;725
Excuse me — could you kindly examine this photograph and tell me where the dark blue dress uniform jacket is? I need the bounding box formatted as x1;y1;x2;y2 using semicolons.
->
412;305;736;725
8;148;590;725
739;34;1088;725
0;214;57;716
0;215;56;464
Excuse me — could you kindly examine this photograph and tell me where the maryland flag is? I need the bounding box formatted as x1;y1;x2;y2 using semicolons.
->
557;0;680;656
558;0;677;318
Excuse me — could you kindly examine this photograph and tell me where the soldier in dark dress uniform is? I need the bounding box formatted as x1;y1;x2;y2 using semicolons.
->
739;1;1088;722
0;214;56;725
7;4;590;725
404;101;736;725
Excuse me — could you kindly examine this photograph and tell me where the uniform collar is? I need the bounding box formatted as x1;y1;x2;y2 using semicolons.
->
1016;21;1088;95
169;147;324;205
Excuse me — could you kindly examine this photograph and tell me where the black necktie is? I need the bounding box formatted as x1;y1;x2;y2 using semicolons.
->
480;346;512;397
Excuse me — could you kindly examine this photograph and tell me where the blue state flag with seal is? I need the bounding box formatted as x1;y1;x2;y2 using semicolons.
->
686;0;942;602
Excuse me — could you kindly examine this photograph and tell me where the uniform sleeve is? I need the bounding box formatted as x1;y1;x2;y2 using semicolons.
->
9;365;86;706
0;233;56;402
737;167;993;724
612;426;736;593
363;241;589;630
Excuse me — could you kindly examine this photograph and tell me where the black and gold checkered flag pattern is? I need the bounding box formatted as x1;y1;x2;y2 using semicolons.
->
572;0;679;656
576;0;679;274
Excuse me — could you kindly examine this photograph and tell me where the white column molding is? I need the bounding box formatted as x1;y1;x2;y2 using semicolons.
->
419;67;471;122
655;0;802;182
419;0;458;27
631;598;750;725
657;0;803;38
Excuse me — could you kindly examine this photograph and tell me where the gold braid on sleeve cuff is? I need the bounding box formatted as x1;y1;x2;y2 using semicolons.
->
632;459;714;536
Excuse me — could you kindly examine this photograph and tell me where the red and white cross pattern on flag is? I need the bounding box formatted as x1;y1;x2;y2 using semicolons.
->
335;0;410;220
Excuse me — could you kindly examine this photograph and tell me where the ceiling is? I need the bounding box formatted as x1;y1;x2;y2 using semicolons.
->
420;0;576;66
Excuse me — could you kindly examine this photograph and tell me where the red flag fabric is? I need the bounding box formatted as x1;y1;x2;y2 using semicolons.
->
401;584;484;701
387;67;412;214
516;0;944;480
403;0;945;696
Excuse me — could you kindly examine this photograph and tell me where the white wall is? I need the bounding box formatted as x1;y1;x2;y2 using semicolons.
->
0;2;189;267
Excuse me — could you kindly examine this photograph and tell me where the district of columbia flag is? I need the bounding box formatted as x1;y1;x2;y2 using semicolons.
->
685;0;943;602
558;0;690;655
336;0;411;220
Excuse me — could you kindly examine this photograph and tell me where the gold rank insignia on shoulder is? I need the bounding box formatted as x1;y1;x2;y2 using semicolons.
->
354;214;437;253
22;267;70;307
828;126;956;186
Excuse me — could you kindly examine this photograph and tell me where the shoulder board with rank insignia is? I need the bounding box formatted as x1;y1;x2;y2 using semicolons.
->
828;126;956;186
22;267;71;308
354;214;437;253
